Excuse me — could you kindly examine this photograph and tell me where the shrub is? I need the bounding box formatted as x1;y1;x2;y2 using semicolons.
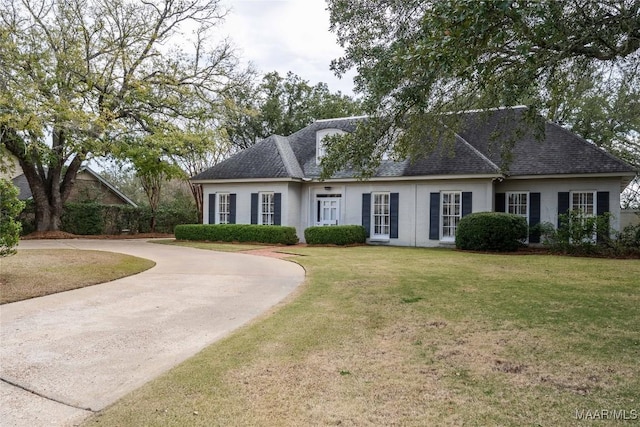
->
304;225;366;245
456;212;528;252
154;201;198;233
61;202;105;235
1;179;25;256
175;224;299;245
19;199;36;236
542;211;639;257
102;205;144;234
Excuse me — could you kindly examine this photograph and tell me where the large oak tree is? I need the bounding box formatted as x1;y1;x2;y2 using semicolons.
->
0;0;249;231
222;71;362;149
324;0;640;178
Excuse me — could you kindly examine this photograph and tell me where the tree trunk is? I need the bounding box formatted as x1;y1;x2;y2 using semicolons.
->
2;125;83;233
188;182;203;223
140;173;163;233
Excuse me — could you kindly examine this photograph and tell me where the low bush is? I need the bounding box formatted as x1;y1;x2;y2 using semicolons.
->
456;212;528;252
542;211;639;257
304;225;367;245
175;224;299;245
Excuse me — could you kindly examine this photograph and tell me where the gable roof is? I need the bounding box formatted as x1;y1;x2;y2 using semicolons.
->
192;107;636;182
12;166;138;207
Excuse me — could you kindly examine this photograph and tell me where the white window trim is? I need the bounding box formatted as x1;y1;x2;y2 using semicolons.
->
507;191;529;243
506;191;530;223
569;190;597;242
259;192;275;225
569;190;596;217
371;192;391;241
216;193;230;224
440;191;462;242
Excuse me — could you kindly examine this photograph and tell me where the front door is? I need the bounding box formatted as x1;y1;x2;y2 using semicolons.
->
317;197;340;226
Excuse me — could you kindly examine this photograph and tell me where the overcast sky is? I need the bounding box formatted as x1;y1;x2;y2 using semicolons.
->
219;0;356;95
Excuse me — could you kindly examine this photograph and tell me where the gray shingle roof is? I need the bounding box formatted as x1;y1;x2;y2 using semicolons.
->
192;135;295;180
191;108;636;181
457;107;636;176
11;167;138;206
11;173;31;199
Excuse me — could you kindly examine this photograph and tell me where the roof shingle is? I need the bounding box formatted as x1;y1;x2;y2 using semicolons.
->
192;108;636;181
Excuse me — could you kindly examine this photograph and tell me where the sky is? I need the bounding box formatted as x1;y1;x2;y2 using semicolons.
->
218;0;356;95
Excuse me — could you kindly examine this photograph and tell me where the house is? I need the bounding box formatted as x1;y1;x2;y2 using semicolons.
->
11;166;137;207
191;107;637;246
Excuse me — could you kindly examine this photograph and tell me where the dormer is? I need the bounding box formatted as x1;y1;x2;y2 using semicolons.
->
316;128;345;165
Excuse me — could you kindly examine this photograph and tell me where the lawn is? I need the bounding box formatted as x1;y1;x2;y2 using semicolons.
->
0;250;156;304
153;239;271;252
85;245;640;426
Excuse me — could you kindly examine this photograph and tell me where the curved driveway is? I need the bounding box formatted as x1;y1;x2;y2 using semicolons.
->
0;239;305;427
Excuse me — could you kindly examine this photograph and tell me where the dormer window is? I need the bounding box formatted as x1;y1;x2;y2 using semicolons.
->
316;128;345;165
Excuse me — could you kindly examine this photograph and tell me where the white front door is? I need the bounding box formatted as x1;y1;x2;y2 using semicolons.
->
317;197;340;226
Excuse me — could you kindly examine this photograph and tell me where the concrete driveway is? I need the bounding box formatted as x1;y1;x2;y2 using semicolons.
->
0;239;305;427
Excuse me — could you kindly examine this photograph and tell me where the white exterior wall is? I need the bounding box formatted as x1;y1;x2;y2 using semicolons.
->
202;181;292;225
201;176;626;247
286;182;303;238
496;177;624;232
301;179;493;247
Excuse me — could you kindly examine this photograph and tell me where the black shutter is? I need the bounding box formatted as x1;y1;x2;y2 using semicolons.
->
362;193;371;238
429;192;440;240
495;193;506;213
250;193;258;224
462;192;472;217
558;192;570;227
208;194;216;224
317;200;321;223
529;192;541;243
597;191;609;215
390;193;399;239
597;191;610;243
229;194;236;224
274;193;282;225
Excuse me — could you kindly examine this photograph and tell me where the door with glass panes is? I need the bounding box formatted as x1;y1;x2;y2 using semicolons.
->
316;197;340;226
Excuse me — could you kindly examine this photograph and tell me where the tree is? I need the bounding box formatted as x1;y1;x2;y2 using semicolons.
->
167;122;233;222
0;179;25;256
0;0;250;231
324;0;640;177
222;71;362;149
116;135;185;232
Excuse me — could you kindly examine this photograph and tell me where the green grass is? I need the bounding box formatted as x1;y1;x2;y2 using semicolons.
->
86;246;640;426
153;239;271;252
0;250;155;304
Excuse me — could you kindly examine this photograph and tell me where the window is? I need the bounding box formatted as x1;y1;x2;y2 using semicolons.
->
570;190;597;242
259;192;275;225
217;193;230;224
316;129;345;164
507;192;529;221
441;191;461;241
571;191;595;216
372;192;390;239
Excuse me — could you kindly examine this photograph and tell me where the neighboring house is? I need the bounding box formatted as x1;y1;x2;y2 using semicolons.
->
12;166;137;207
191;107;637;246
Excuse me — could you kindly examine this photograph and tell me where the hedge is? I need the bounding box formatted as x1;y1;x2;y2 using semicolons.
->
21;202;199;235
456;212;528;252
304;225;367;245
62;202;104;235
175;224;299;245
